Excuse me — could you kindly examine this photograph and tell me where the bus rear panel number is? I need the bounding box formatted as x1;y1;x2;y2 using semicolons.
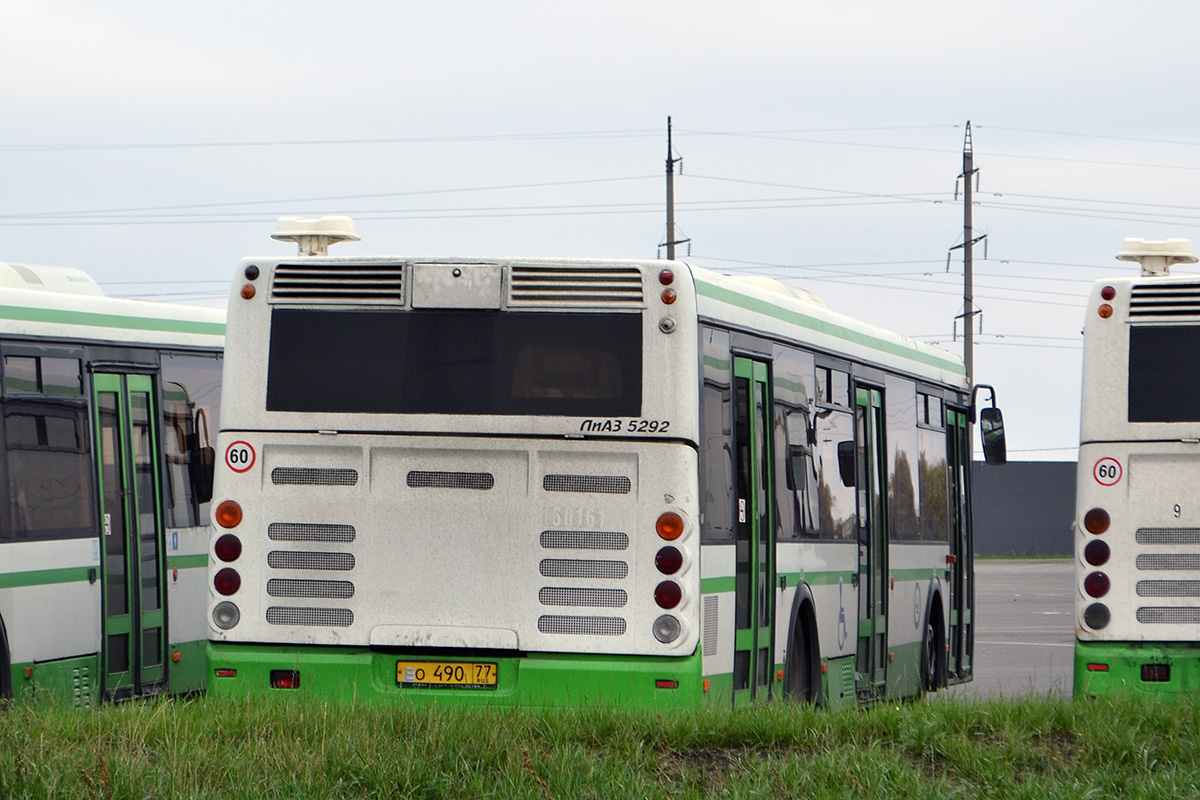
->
579;419;669;433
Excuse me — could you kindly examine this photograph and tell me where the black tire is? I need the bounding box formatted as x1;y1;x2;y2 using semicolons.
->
922;608;946;693
0;617;12;702
786;615;820;704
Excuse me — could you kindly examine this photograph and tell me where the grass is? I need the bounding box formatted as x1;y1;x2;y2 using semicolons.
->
1;693;1198;798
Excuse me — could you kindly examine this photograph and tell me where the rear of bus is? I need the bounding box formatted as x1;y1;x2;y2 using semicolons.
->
207;246;704;706
1075;238;1200;695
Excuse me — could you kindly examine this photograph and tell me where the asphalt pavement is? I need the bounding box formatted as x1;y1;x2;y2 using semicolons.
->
945;558;1076;698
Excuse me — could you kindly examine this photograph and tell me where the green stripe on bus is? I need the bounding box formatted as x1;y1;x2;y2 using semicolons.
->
0;566;94;589
701;569;856;594
694;280;964;375
0;305;225;337
167;554;209;570
891;567;942;583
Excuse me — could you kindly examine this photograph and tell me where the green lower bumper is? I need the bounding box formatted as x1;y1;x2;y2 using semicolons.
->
1075;640;1200;696
207;642;706;708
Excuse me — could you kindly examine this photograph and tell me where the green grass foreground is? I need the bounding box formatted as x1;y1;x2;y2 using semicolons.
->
1;693;1198;799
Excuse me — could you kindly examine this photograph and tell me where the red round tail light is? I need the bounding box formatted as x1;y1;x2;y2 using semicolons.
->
214;567;242;596
1084;539;1110;567
655;546;683;575
214;534;243;563
659;269;675;286
1084;571;1111;598
654;580;682;609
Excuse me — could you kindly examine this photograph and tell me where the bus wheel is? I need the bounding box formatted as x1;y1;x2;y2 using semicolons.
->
922;606;945;693
786;617;818;703
0;617;12;702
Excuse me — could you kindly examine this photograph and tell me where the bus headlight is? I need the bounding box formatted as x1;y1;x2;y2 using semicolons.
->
212;601;241;630
653;614;681;643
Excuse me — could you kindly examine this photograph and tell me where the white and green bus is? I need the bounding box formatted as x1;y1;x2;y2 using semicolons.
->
0;261;224;705
207;217;1004;707
1075;237;1200;695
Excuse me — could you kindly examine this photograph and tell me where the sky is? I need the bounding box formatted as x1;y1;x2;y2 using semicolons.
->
4;1;1200;461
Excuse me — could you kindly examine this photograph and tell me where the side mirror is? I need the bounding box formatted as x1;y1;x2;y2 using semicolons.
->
189;446;215;504
980;406;1007;465
836;440;856;487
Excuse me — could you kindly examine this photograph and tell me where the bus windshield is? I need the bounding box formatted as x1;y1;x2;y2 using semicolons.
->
266;308;643;416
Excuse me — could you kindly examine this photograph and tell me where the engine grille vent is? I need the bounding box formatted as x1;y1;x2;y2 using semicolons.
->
268;523;356;543
538;587;627;608
272;467;359;486
1137;553;1200;571
1129;283;1200;318
543;474;631;494
267;551;355;571
266;607;354;627
270;262;405;305
537;615;626;636
539;530;629;551
1136;528;1200;545
703;595;720;657
1137;580;1200;598
406;470;495;490
267;579;355;599
539;559;628;580
509;266;644;307
1137;607;1200;625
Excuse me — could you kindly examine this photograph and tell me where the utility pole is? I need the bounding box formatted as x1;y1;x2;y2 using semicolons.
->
662;116;687;260
950;122;985;388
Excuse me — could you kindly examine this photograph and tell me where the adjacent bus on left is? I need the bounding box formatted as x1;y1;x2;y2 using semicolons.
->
0;261;224;705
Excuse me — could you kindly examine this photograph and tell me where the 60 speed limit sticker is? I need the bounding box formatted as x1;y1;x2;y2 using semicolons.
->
225;441;256;473
1093;457;1122;486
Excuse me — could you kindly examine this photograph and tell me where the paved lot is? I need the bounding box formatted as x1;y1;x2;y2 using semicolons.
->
945;558;1076;698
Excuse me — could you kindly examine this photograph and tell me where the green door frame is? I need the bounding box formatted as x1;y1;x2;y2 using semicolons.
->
946;408;973;679
93;372;168;698
731;357;776;706
854;386;888;697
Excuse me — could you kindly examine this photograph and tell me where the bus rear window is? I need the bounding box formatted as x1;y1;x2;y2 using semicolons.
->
267;309;642;416
1128;325;1200;422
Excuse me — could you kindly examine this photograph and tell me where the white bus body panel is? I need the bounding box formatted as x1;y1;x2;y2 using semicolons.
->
0;539;101;663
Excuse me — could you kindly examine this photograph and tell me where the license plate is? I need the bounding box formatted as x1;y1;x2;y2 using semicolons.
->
396;661;498;688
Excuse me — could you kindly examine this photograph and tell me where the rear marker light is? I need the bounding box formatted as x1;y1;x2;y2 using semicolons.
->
241;284;256;300
656;512;684;540
215;669;237;678
1086;663;1109;672
215;500;243;529
213;568;241;597
214;533;243;562
1084;539;1111;567
1084;571;1110;598
1083;602;1111;630
173;651;182;663
245;264;260;281
655;679;679;689
1083;508;1110;534
1100;285;1115;300
659;269;674;286
1098;303;1113;318
270;670;301;689
661;288;677;305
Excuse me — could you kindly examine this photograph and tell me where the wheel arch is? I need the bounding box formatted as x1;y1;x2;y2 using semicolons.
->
784;579;822;702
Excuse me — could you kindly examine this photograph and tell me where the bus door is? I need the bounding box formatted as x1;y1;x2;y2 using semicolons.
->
732;357;776;705
946;408;973;679
854;386;888;697
93;373;167;698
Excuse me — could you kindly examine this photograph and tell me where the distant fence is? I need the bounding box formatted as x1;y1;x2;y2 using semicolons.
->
972;461;1075;557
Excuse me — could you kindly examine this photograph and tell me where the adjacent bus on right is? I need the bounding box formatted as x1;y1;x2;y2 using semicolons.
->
1076;237;1200;695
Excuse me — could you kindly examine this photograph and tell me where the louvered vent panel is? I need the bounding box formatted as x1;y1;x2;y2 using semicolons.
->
1137;554;1200;571
1137;607;1200;625
268;523;356;543
539;559;628;580
1137;580;1200;598
538;587;627;608
266;607;354;627
543;474;631;494
272;467;358;486
267;551;355;571
509;266;644;307
539;530;629;550
270;262;405;304
267;578;355;599
703;595;719;656
537;615;626;636
1136;528;1200;545
406;470;495;490
1129;283;1200;318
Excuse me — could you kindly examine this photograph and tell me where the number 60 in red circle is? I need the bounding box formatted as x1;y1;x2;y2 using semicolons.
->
225;441;256;473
